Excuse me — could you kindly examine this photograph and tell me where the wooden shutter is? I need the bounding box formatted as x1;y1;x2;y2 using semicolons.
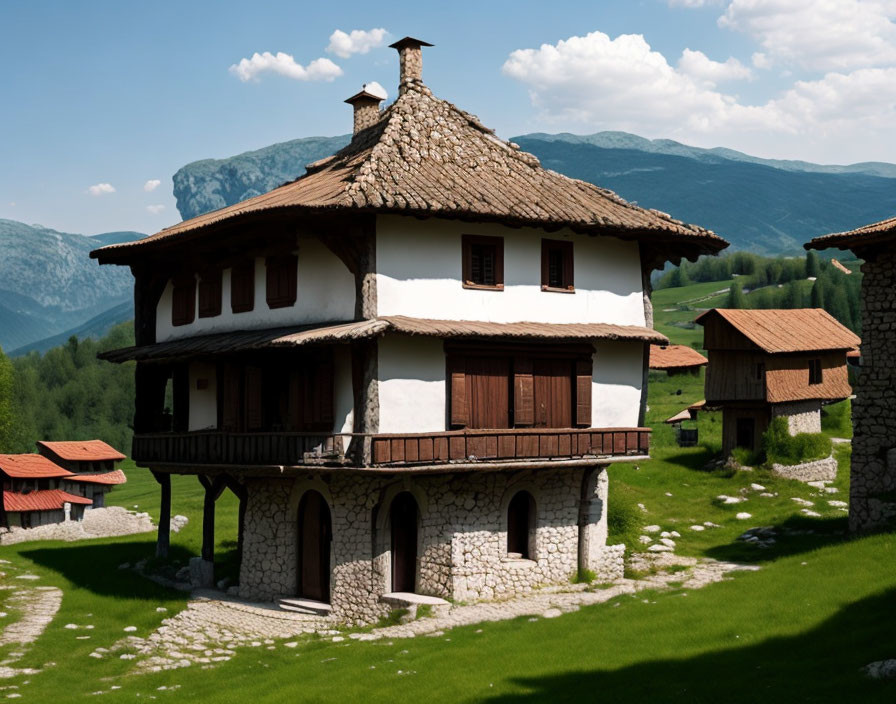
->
563;242;574;291
231;261;255;313
514;357;534;427
266;254;298;308
171;276;196;326
447;356;467;428
198;269;222;318
219;363;241;431
244;366;263;431
575;358;592;427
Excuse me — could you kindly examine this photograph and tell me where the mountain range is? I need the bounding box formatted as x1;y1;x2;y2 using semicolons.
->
172;130;896;254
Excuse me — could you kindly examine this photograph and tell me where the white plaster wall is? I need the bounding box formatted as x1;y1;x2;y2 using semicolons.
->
156;237;355;342
188;362;218;431
377;336;446;433
592;341;643;428
333;346;355;434
375;215;645;325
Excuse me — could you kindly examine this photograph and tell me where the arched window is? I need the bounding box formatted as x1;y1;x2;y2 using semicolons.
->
507;491;535;559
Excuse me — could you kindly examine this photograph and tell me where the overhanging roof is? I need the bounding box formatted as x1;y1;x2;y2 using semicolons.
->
808;214;896;251
37;439;126;462
99;316;667;363
0;454;73;479
649;344;707;369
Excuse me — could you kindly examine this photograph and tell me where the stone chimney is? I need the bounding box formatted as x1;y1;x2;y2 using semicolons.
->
345;86;384;135
389;36;433;93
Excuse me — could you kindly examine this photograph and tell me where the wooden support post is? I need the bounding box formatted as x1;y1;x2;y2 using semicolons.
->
224;476;249;569
198;475;227;565
152;471;171;559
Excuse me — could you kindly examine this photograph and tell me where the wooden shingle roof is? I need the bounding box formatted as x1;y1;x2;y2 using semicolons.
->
37;440;125;462
649;344;707;370
808;215;896;251
91;51;727;264
695;308;860;353
0;454;73;479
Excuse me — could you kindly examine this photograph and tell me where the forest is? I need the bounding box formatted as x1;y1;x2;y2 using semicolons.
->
655;250;863;333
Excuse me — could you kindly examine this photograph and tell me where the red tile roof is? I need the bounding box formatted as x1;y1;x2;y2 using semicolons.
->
67;469;127;485
37;440;126;462
808;214;896;251
0;454;73;479
695;308;860;353
649;344;708;370
3;489;93;512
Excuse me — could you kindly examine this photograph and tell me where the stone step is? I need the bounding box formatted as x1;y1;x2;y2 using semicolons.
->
278;598;333;616
379;592;451;619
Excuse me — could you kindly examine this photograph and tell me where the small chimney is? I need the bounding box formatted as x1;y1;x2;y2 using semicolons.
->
345;86;384;135
388;36;433;93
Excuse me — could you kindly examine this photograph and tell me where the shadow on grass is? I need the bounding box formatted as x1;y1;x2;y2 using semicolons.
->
20;540;195;599
484;587;896;703
705;515;849;564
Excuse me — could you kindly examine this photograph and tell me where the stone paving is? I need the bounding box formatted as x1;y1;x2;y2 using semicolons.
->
93;553;756;674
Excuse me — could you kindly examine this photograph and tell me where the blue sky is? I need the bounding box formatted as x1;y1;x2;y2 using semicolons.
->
3;0;895;235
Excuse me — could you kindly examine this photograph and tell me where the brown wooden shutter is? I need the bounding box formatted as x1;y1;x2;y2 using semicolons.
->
171;276;196;326
231;261;255;313
514;357;534;427
447;356;467;428
198;269;222;318
244;366;263;431
575;358;592;427
563;242;575;291
266;254;298;308
219;363;241;431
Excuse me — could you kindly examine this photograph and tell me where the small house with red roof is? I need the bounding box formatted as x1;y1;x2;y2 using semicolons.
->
37;440;127;507
696;308;859;455
649;344;708;376
0;454;93;529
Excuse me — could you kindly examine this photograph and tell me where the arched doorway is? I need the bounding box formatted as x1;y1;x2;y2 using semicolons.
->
297;491;332;603
390;492;418;593
507;490;535;559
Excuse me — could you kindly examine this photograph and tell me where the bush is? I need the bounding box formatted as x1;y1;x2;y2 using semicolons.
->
607;483;643;551
762;417;832;466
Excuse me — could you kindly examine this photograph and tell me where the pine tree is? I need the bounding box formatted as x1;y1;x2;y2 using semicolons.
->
810;279;824;308
0;347;17;451
806;250;820;278
726;282;746;309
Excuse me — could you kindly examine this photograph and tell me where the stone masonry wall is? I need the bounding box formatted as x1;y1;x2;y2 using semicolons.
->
239;465;618;624
771;401;822;435
851;249;896;531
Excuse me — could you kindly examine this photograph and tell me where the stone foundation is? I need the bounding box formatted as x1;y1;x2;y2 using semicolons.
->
771;401;822;436
851;250;896;532
771;455;838;483
238;465;620;624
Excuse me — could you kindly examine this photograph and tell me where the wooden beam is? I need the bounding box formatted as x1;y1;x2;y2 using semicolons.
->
152;471;171;559
224;476;249;567
197;475;228;564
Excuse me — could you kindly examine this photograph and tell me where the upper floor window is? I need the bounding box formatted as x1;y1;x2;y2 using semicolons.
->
230;260;255;314
266;254;298;309
171;275;196;327
541;239;574;292
809;358;822;385
198;268;222;318
462;235;504;290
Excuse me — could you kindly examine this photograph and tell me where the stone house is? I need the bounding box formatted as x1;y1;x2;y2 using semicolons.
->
0;454;93;528
37;439;127;507
809;217;896;532
91;38;726;623
696;308;858;456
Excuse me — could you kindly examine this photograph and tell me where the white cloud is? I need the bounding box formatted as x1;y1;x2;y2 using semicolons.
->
719;0;896;71
326;28;389;58
143;179;161;192
751;52;772;69
146;204;165;214
678;48;753;86
87;183;115;196
502;30;896;162
362;81;388;100
229;52;343;82
668;0;722;6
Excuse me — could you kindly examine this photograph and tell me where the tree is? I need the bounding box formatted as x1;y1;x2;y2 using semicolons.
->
781;280;804;309
726;282;746;309
810;279;824;308
0;347;15;451
806;250;820;278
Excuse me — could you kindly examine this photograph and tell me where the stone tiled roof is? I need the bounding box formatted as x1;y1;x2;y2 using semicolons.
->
808;215;896;251
695;308;860;353
92;59;726;264
649;344;708;369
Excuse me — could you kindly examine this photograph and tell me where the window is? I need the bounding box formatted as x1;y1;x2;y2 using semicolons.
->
541;239;574;292
198;269;222;318
231;261;255;314
266;254;298;309
809;358;822;385
507;491;535;559
755;362;765;381
447;346;592;429
462;235;504;290
171;275;196;326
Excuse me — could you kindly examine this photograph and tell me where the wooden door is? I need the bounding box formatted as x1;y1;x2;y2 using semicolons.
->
297;491;331;603
533;359;573;428
390;492;418;593
466;357;511;429
735;417;756;450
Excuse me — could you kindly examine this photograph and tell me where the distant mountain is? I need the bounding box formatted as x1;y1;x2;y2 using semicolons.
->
173;135;351;221
0;220;143;352
170;130;896;255
10;300;134;356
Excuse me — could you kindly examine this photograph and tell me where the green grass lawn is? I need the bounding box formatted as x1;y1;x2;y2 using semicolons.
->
0;351;889;701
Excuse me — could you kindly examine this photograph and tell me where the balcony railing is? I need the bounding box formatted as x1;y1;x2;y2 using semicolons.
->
132;427;650;469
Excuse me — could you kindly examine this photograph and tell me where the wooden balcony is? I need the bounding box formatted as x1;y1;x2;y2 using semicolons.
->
132;427;650;469
370;428;650;467
132;432;344;467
